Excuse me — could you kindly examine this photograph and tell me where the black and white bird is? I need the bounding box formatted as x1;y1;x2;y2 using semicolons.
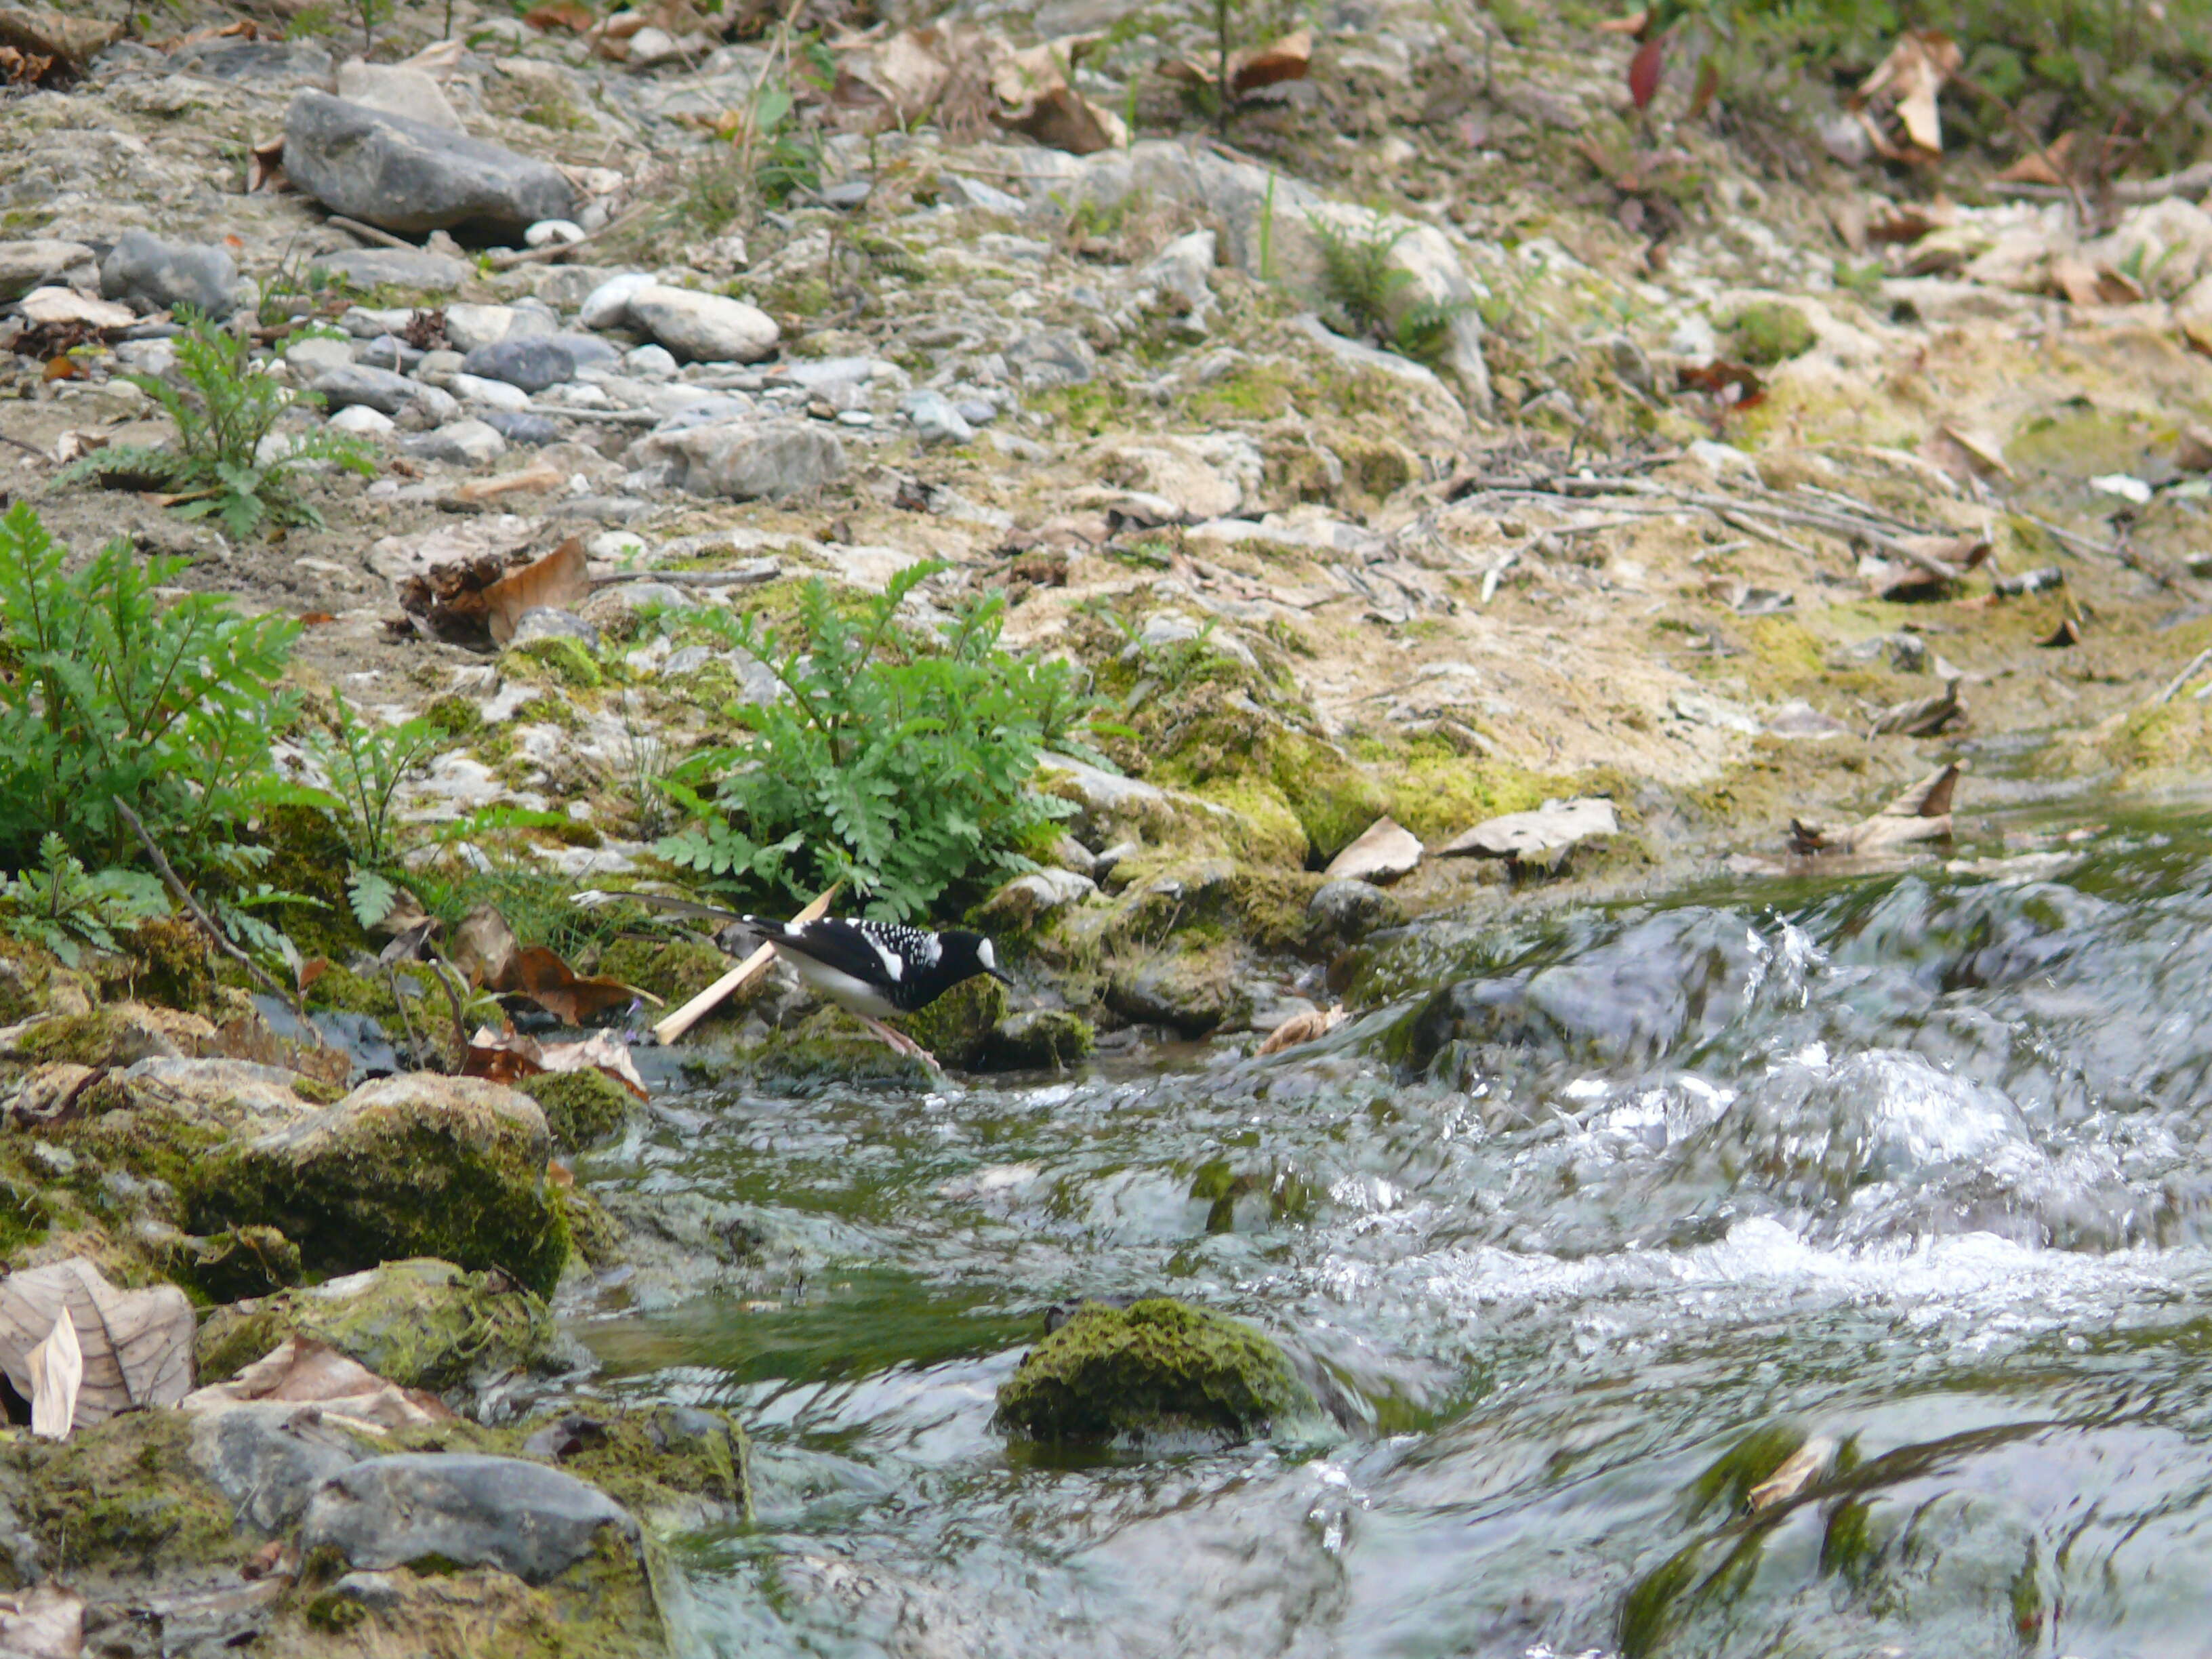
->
743;915;1012;1066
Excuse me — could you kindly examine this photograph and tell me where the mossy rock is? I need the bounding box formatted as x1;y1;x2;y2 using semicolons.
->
737;1020;939;1090
173;1224;304;1303
1724;301;1817;367
184;1075;570;1297
901;976;1007;1070
125;914;213;1012
197;1256;557;1391
544;1404;753;1531
14;1408;247;1583
517;1069;634;1152
996;1297;1313;1443
1107;939;1249;1036
590;937;734;1007
987;1008;1094;1069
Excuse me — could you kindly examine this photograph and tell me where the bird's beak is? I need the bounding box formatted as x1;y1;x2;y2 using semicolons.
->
987;967;1015;984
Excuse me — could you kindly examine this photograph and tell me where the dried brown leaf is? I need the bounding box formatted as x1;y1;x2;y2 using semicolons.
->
483;536;590;645
0;1584;82;1659
26;1307;80;1439
1254;1005;1348;1058
0;1258;193;1431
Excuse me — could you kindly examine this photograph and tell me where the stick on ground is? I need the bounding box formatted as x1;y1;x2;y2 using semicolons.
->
114;800;302;1015
652;882;839;1045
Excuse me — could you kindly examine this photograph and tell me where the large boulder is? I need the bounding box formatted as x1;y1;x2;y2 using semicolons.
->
301;1454;640;1582
196;1258;556;1391
183;1075;569;1296
996;1298;1313;1443
283;90;577;238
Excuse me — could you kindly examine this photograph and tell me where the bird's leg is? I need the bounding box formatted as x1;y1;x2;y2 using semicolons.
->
856;1013;941;1070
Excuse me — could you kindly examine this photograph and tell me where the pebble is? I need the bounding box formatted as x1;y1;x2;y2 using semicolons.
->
404;418;508;466
461;335;577;393
579;271;654;331
526;219;586;247
480;411;563;446
626;283;779;364
450;373;532;413
624;344;678;379
328;405;396;436
510;608;599;649
416;348;466;386
283;335;354;376
442;303;531;354
100;228;239;319
312;364;424;417
902;389;974;445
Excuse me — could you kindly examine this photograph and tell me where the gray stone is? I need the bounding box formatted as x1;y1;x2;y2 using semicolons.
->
1140;227;1216;314
460;335;577;392
335;60;462;131
310;247;470;293
283;90;577;238
483;411;562;446
312;364;427;417
510;608;598;648
552;331;619;370
626;283;779;363
283;334;355;377
1007;328;1094;388
578;270;653;330
327;404;395;437
625;343;677;379
823;179;874;209
416;348;466;385
441;302;529;353
956;399;998;426
901;389;973;445
630;419;844;499
189;1403;363;1533
0;239;94;302
982;868;1097;924
451;371;531;412
404;418;508;466
353;334;424;373
100;229;238;319
300;1454;640;1584
1307;879;1399;945
169;39;331;86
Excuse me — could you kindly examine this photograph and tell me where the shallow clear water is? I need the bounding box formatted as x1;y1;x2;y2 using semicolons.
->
578;808;2212;1658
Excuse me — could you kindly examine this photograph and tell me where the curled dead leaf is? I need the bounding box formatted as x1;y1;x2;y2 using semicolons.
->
1790;761;1964;857
1748;1437;1835;1510
1254;1005;1348;1058
1851;30;1961;160
483;535;590;645
0;1257;194;1431
26;1306;80;1440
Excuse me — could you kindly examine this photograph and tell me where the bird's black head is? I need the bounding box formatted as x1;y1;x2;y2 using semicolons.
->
940;928;1012;985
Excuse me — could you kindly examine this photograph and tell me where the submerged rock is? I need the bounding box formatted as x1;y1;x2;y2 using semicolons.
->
196;1258;556;1391
996;1297;1313;1443
184;1075;568;1297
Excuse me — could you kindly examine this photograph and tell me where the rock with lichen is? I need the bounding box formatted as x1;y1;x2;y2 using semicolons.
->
996;1296;1313;1444
517;1068;633;1151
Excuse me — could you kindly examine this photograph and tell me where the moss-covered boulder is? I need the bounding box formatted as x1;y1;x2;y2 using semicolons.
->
526;1403;753;1532
197;1257;557;1391
988;1008;1095;1069
184;1075;569;1297
996;1297;1314;1443
12;1407;254;1588
737;1020;939;1091
902;977;1007;1070
1107;940;1250;1035
518;1068;634;1151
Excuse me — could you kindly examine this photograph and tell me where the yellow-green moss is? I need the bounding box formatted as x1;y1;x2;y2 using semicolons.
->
590;938;733;1006
16;1409;245;1578
518;1069;634;1151
504;637;602;690
195;1256;556;1390
996;1297;1312;1443
1724;301;1817;367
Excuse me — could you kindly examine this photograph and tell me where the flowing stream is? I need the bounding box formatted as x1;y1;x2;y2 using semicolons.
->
575;803;2212;1658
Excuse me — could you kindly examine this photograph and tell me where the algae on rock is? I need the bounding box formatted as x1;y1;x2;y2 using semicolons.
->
996;1296;1313;1443
518;1067;634;1151
196;1256;556;1391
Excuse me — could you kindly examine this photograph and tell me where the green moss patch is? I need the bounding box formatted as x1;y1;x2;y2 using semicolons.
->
518;1069;634;1151
1724;301;1817;367
997;1297;1312;1443
15;1409;245;1582
197;1256;556;1390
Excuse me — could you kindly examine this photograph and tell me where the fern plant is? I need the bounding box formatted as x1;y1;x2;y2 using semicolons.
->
306;702;443;872
62;308;375;537
0;502;308;875
1309;213;1465;366
659;563;1107;920
0;836;168;968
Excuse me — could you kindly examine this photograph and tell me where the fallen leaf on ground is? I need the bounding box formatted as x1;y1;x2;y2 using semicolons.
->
0;1584;83;1659
1254;1005;1347;1057
0;6;123;66
1851;30;1961;159
246;136;288;193
1996;130;2076;185
1160;28;1311;98
449;903;521;988
483;535;589;644
505;945;657;1024
2051;255;2144;306
1933;422;2012;479
25;1306;80;1439
1790;761;1964;856
1868;676;1963;737
523;0;595;28
1675;361;1765;413
182;1336;451;1429
464;1023;650;1099
0;1258;193;1431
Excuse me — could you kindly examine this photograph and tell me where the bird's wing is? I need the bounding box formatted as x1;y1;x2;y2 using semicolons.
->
750;918;903;985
